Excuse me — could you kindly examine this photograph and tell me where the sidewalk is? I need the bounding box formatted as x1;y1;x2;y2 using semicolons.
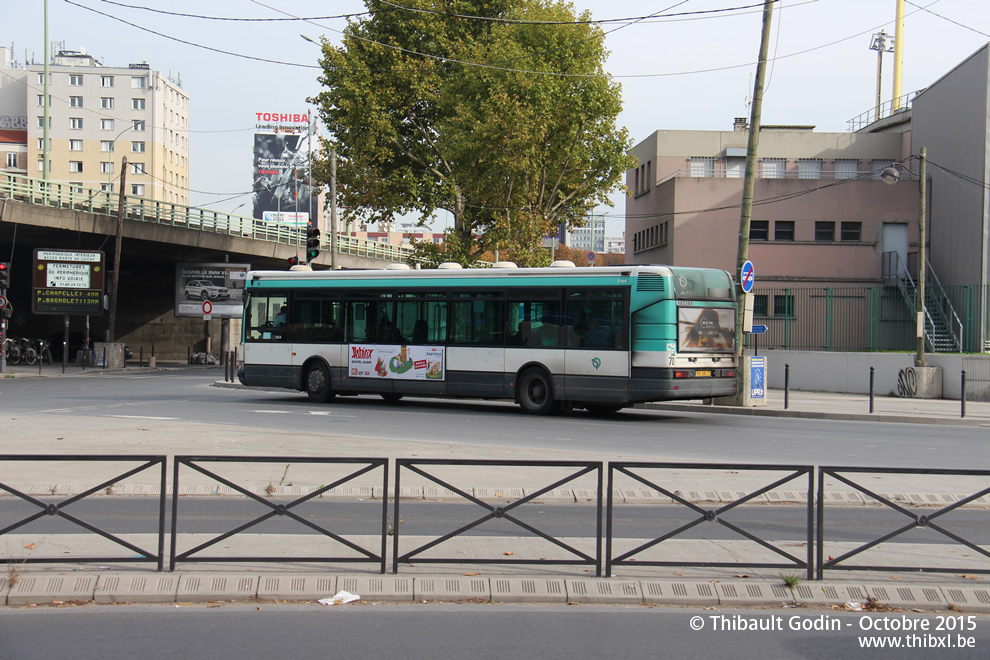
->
643;388;990;426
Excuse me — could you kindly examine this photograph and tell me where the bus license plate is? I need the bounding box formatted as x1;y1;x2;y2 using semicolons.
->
695;370;712;377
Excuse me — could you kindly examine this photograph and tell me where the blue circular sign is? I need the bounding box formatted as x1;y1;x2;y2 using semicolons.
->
740;260;755;293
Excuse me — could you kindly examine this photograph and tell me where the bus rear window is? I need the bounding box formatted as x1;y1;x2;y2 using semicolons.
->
669;268;733;300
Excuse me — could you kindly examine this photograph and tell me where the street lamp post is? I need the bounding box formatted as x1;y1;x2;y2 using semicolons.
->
881;146;927;367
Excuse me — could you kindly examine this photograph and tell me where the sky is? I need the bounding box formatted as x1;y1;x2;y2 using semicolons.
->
5;0;990;235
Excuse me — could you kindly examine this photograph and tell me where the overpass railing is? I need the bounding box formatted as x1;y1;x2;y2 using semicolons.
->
0;173;421;265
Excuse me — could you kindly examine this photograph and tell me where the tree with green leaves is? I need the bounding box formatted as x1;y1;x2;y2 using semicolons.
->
312;0;635;267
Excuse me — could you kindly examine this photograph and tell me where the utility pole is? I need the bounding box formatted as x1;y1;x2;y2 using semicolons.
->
732;0;775;404
915;146;927;368
108;156;127;342
330;148;338;270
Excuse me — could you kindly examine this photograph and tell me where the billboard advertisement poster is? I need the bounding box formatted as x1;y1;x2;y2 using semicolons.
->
750;356;766;399
252;132;314;227
175;262;250;319
349;344;444;381
677;306;735;352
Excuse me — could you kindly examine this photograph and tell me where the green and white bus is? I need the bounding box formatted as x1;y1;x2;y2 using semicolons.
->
238;262;738;415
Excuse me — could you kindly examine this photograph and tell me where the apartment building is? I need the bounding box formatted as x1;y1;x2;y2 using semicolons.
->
1;46;189;204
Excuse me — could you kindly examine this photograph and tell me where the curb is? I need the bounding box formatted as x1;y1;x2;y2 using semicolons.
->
4;573;989;611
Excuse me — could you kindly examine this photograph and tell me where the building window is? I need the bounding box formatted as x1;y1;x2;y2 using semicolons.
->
37;138;50;150
101;118;114;130
773;294;795;318
131;184;145;196
132;98;146;110
815;221;835;242
774;221;795;241
753;294;769;317
70;96;83;108
689;157;715;178
69;74;83;86
101;141;114;152
101;76;114;87
131;76;146;89
100;183;114;193
69;161;83;173
132;120;145;132
37;159;44;172
750;220;769;241
131;141;146;153
36;94;51;106
130;162;145;175
37;73;50;84
70;182;84;194
37;116;49;128
840;221;862;242
760;158;786;179
69;139;83;151
101;97;114;109
798;159;823;179
833;159;859;179
6;153;17;168
70;117;83;130
100;162;113;174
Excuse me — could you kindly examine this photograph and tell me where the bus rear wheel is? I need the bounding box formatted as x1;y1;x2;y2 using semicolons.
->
304;362;335;403
517;368;560;415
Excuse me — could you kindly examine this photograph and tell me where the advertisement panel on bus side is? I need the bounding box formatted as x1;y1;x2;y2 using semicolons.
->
349;344;444;380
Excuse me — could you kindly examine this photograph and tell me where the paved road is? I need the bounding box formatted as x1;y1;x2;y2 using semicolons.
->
1;604;987;660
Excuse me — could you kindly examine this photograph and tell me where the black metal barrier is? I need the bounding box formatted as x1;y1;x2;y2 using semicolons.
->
817;466;990;580
606;462;815;580
170;456;389;573
0;455;168;570
393;459;603;575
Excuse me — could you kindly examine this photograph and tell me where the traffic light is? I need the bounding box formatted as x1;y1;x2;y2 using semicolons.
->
288;255;300;268
306;225;321;261
0;262;9;289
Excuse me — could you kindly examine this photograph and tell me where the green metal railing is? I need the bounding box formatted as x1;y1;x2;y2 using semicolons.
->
0;173;421;265
745;285;990;353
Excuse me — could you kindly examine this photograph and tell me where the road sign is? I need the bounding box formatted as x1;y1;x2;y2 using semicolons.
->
32;249;106;316
0;295;6;309
740;260;755;293
587;251;596;262
202;299;213;317
750;324;768;334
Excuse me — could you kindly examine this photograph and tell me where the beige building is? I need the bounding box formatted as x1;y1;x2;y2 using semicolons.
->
1;46;189;205
625;121;918;289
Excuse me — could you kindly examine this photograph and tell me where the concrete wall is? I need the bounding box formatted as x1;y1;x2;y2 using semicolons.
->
757;349;990;400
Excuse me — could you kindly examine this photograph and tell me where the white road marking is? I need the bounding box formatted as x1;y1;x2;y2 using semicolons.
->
105;415;179;420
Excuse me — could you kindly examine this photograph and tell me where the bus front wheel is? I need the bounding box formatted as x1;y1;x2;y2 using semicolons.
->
305;362;335;403
517;369;560;415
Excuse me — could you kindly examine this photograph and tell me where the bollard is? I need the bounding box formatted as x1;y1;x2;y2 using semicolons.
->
961;370;967;419
139;346;143;368
102;347;107;369
187;345;191;364
869;366;875;414
784;363;790;410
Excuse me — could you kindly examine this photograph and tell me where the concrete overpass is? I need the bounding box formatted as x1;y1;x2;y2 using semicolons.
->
0;175;414;361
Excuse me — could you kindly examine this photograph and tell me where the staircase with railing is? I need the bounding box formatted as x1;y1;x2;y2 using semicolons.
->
882;251;964;353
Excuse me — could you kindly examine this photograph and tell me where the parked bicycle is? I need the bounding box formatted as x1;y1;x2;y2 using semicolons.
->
2;337;21;364
34;337;54;365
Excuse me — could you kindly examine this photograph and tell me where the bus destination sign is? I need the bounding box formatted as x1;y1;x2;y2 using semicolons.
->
32;249;106;315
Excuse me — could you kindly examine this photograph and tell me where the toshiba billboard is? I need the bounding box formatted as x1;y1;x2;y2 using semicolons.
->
252;111;316;227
